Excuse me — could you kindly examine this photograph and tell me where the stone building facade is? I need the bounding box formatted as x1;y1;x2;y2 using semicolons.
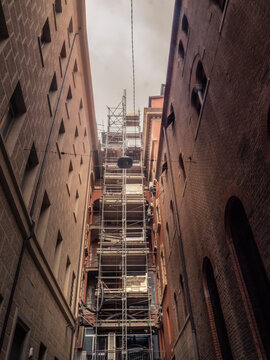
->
156;0;270;359
0;0;99;359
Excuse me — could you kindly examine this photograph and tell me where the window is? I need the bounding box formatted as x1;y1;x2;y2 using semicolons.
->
161;161;167;174
166;103;175;127
0;2;8;40
56;119;65;158
67;17;73;47
84;128;87;137
179;153;186;180
0;82;26;143
203;258;232;359
79;98;83;109
8;319;29;360
36;191;51;247
55;0;62;13
191;61;207;116
69;272;76;307
178;40;185;59
170;200;174;212
75;126;78;138
67;86;72;100
74;190;79;222
80;155;83;165
64;256;71;297
48;72;58;116
21;143;39;204
59;41;67;77
212;0;226;10
38;18;51;66
53;231;63;278
37;343;47;360
72;60;78;87
66;160;73;196
225;197;270;357
182;14;189;34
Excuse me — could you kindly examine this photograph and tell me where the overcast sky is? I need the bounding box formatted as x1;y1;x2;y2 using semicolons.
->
86;0;174;133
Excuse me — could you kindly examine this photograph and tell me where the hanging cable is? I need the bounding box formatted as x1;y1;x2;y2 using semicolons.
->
131;0;136;117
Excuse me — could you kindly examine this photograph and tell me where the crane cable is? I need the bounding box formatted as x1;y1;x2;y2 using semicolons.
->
131;0;136;117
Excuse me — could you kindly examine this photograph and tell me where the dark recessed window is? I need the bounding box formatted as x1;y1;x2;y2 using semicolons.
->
56;119;65;157
203;258;233;359
64;257;71;297
0;82;26;141
166;103;175;127
55;0;62;13
8;319;29;360
21;143;39;202
0;3;8;40
226;197;270;357
191;61;207;116
75;126;78;138
182;15;189;34
36;191;51;246
179;153;186;180
212;0;226;11
68;18;73;33
49;73;58;93
69;272;75;307
72;60;78;87
161;161;168;174
67;86;72;100
79;99;83;109
40;18;51;46
53;231;63;278
178;40;185;59
38;343;47;360
60;41;67;59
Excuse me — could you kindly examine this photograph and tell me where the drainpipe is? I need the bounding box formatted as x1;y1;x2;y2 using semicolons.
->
0;30;81;354
71;149;93;360
163;127;200;360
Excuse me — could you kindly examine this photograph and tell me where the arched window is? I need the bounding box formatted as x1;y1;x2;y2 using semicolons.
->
179;153;186;180
203;258;233;359
182;15;189;35
178;40;185;60
225;197;270;357
191;61;207;116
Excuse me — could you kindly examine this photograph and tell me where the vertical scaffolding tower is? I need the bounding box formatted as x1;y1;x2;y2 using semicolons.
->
90;92;154;359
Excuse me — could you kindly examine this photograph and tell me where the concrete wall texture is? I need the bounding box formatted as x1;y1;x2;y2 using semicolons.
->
157;0;270;359
0;0;98;359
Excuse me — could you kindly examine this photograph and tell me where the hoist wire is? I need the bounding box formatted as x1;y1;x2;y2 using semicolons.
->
131;0;136;117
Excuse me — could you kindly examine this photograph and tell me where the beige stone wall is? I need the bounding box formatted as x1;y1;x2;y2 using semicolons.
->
0;0;98;359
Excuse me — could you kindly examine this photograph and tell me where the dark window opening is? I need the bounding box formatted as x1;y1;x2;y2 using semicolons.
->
196;61;207;97
161;161;168;174
36;191;51;246
167;103;175;127
60;41;66;58
55;0;62;13
180;274;188;317
204;258;233;359
8;319;29;360
226;197;270;357
56;119;65;156
49;73;58;93
69;272;75;307
73;60;78;73
40;18;51;46
75;126;78;137
191;89;201;116
178;40;185;59
68;18;73;33
79;98;83;109
0;82;26;141
212;0;226;11
170;200;174;212
191;61;207;116
38;343;47;360
21;143;39;196
179;153;186;180
0;3;8;40
182;14;189;34
67;86;72;100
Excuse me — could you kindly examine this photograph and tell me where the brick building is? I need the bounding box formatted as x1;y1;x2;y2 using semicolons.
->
156;0;270;359
0;0;99;359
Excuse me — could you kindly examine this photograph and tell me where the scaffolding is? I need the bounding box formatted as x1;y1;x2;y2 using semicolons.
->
77;92;158;360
